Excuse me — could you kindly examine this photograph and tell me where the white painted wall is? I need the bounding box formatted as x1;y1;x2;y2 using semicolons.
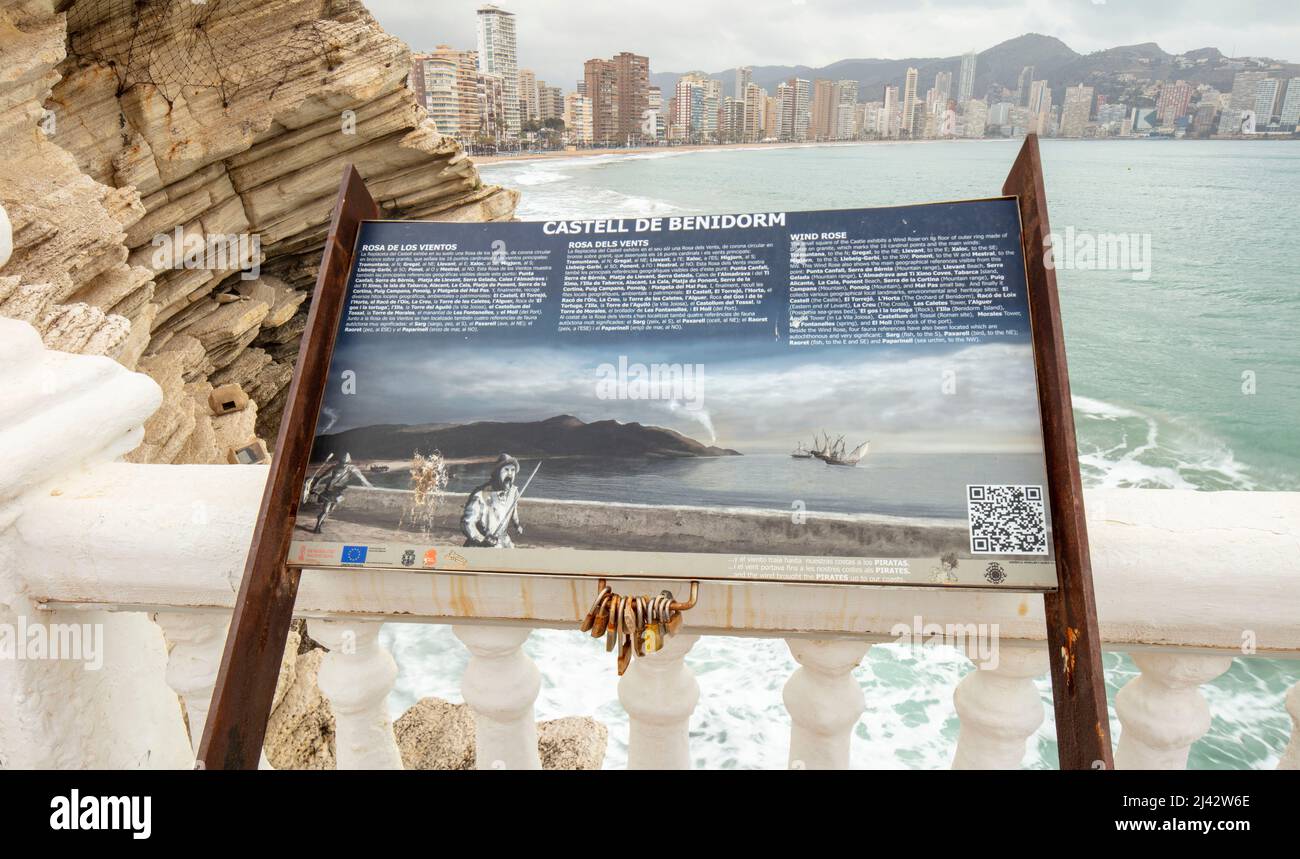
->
0;318;191;768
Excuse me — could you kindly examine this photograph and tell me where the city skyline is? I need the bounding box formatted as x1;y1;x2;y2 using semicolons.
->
404;4;1300;148
367;0;1299;89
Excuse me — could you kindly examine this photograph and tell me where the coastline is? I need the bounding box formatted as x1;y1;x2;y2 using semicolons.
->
473;134;1294;166
472;138;941;166
296;487;972;559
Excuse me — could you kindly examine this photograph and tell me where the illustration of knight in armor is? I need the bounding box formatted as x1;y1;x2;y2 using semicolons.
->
461;453;535;548
303;453;373;534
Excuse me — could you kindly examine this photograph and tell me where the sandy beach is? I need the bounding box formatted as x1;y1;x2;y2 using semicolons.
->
296;486;970;557
471;138;912;166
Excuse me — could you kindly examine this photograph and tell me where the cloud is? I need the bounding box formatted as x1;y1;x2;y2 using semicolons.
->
364;0;1297;89
326;339;1044;453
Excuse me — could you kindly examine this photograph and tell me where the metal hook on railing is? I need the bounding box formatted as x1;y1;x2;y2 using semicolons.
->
593;578;698;611
595;576;702;610
670;581;699;612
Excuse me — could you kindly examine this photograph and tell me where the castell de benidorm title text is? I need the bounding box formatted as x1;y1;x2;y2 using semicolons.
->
542;213;787;235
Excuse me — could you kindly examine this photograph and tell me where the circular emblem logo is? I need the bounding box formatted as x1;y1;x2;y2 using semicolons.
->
401;549;415;567
984;562;1007;584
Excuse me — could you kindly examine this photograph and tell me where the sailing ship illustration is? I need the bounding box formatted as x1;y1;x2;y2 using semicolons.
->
825;437;870;466
809;431;833;461
797;431;870;466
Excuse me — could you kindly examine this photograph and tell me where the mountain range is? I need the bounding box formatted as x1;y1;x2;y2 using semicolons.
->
313;414;740;461
650;33;1300;107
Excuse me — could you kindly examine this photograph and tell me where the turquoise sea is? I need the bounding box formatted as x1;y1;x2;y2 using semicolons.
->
381;140;1300;769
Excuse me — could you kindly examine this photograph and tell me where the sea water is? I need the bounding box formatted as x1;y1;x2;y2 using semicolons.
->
380;140;1300;769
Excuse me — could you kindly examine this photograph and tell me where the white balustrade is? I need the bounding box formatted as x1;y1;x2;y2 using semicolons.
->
154;611;229;757
952;642;1049;769
3;315;1300;770
783;638;871;769
310;619;402;769
1114;652;1234;770
619;633;700;769
454;624;542;769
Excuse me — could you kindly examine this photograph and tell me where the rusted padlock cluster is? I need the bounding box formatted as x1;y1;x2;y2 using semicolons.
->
579;580;698;675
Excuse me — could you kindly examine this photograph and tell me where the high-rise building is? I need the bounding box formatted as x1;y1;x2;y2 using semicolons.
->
957;52;977;104
410;46;480;141
1190;102;1219;137
735;66;752;101
647;85;665;139
476;5;519;136
518;68;539;124
614;52;651;143
477;71;507;140
702;77;722;139
1060;84;1093;138
901;67;919;136
763;91;779;139
773;78;811;141
1027;79;1052;134
1219;71;1268;134
673;72;709;141
1280;78;1300;129
538;84;564;122
962;98;988;138
811;79;836;140
911;101;928;138
1253;78;1281;127
583;58;618;143
743;82;767;142
933;71;952;103
882;85;899;138
581;53;650;144
836;80;859;140
563;93;593;144
719;97;746;143
1156;80;1192;124
1017;66;1035;106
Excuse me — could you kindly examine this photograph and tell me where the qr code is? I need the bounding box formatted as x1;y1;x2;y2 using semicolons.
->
967;485;1048;555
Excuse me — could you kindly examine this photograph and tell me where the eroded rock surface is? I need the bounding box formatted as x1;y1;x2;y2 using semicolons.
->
0;0;517;462
392;696;609;771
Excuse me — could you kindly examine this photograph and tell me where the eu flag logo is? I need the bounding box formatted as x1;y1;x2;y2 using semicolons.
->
341;545;368;564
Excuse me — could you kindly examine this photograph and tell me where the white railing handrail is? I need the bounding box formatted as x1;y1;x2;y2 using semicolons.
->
15;460;1300;657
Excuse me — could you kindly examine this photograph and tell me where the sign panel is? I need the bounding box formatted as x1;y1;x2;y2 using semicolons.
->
289;199;1058;589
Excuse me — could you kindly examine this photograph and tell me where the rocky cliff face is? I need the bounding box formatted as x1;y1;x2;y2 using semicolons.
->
0;0;517;463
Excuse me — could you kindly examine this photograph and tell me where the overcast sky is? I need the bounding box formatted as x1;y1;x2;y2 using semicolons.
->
365;0;1297;88
322;338;1043;453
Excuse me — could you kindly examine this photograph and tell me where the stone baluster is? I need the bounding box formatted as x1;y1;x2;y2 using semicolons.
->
154;611;229;759
309;619;403;770
783;638;871;769
619;633;700;769
1278;681;1300;770
952;642;1049;769
1115;652;1234;769
454;624;542;769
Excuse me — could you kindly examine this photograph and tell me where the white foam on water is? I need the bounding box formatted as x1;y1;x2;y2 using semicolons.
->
1073;395;1256;490
506;168;571;187
381;624;986;769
